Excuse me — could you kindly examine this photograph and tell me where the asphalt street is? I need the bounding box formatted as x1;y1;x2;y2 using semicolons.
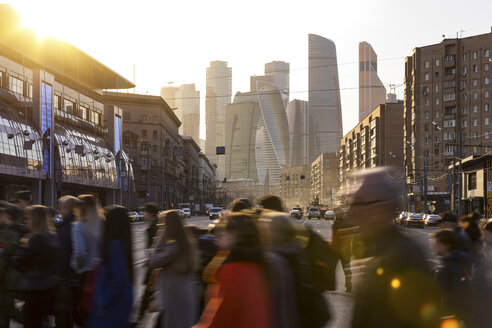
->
9;215;440;328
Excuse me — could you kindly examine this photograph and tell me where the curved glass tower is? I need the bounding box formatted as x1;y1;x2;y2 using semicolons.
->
308;34;343;162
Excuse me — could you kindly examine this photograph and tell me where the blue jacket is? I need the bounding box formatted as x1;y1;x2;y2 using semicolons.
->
87;240;133;328
71;221;100;274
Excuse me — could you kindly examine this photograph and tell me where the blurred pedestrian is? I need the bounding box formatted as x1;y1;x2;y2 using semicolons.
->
87;205;134;328
194;213;271;328
0;201;23;328
472;221;492;327
151;210;199;328
15;205;60;328
459;213;483;274
229;198;253;212
441;212;471;253
348;168;440;328
54;196;82;328
331;207;353;292
12;190;32;213
71;194;105;319
258;194;284;212
432;229;472;326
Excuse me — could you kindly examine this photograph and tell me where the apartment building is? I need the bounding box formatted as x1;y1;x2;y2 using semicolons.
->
279;165;311;209
311;152;338;207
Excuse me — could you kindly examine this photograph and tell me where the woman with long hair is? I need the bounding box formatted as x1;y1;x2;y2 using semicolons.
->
87;205;134;327
151;210;198;328
194;213;271;328
15;205;60;328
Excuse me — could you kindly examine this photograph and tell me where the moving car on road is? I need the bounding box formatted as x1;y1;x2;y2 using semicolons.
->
307;207;321;220
208;207;223;220
396;212;409;225
289;207;303;220
324;210;335;220
182;208;191;218
424;214;441;226
405;213;425;229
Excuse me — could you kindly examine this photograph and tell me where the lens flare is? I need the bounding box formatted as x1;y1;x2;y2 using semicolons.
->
441;318;460;328
391;278;401;289
376;267;384;275
420;302;438;321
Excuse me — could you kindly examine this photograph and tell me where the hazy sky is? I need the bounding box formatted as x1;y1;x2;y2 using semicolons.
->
9;0;492;139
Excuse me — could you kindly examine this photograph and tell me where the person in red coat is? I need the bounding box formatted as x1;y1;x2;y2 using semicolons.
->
194;213;271;328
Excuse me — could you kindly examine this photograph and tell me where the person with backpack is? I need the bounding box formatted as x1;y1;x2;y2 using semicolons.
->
432;229;472;326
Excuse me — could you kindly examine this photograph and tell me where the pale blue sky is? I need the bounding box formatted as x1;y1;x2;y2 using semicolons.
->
9;0;492;138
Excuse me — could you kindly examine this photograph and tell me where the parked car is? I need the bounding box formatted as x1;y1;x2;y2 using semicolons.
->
424;214;441;226
405;213;425;229
307;207;321;220
324;210;335;220
182;208;191;218
208;207;223;220
396;212;409;225
289;207;303;220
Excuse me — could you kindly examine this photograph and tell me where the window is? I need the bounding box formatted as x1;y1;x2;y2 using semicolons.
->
444;119;456;127
462;53;467;61
485;77;490;85
485;63;490;71
473;105;478;113
424;123;429;131
424;111;429;119
462;66;467;76
485;49;490;57
462;120;467;128
79;106;88;120
9;76;24;95
485;91;489;98
461;107;467;115
425;73;430;81
64;99;75;114
473;119;478;127
485;117;490;126
435;72;440;79
435;136;440;143
463;93;468;101
425;99;430;106
54;94;61;110
473;65;479;73
140;115;147;123
153;129;158;139
142;129;147;138
92;112;101;126
425;61;430;68
435;84;439;92
435;97;440;105
152;144;158;152
435;59;440;67
424;135;429;144
141;143;149;151
473;51;478;59
485;104;489;112
473;92;479;100
486;132;490;139
473;146;479;154
473;131;478;139
444;93;455;101
473;79;479;86
445;106;456;115
435;110;440;118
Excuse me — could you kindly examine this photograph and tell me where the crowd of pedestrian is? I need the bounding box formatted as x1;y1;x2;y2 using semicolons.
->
1;167;492;328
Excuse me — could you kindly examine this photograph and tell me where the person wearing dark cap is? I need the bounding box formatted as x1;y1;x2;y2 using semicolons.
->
441;212;471;253
348;168;440;328
0;201;23;327
258;194;284;212
229;198;253;213
13;190;32;212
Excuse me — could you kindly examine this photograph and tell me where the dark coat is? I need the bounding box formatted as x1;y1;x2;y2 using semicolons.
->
15;233;60;291
434;250;472;321
352;226;441;328
56;214;78;286
0;222;23;290
87;240;133;328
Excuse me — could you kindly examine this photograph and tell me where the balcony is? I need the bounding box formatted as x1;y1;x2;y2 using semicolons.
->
444;55;456;66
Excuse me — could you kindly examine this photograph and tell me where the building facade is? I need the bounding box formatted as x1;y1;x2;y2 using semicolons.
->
404;31;492;213
265;61;290;101
339;102;404;196
311;152;338;207
359;41;386;122
162;84;200;142
286;99;310;167
182;136;201;207
205;61;232;181
105;92;184;210
199;153;216;209
280;165;311;209
308;34;343;162
0;5;134;207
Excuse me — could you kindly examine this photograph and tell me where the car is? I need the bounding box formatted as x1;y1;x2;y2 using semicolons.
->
208;207;223;220
182;208;191;218
307;207;321;220
424;214;441;226
405;213;425;229
127;211;140;222
175;209;186;217
289;207;303;220
396;212;409;225
324;210;335;220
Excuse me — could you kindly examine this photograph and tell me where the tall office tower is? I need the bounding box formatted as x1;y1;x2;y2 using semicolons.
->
265;61;290;101
205;61;232;180
255;81;290;186
160;86;178;109
175;84;200;142
286;99;310;166
359;41;386;121
308;34;343;162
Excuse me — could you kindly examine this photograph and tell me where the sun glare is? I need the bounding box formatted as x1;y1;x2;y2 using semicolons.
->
11;2;65;39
